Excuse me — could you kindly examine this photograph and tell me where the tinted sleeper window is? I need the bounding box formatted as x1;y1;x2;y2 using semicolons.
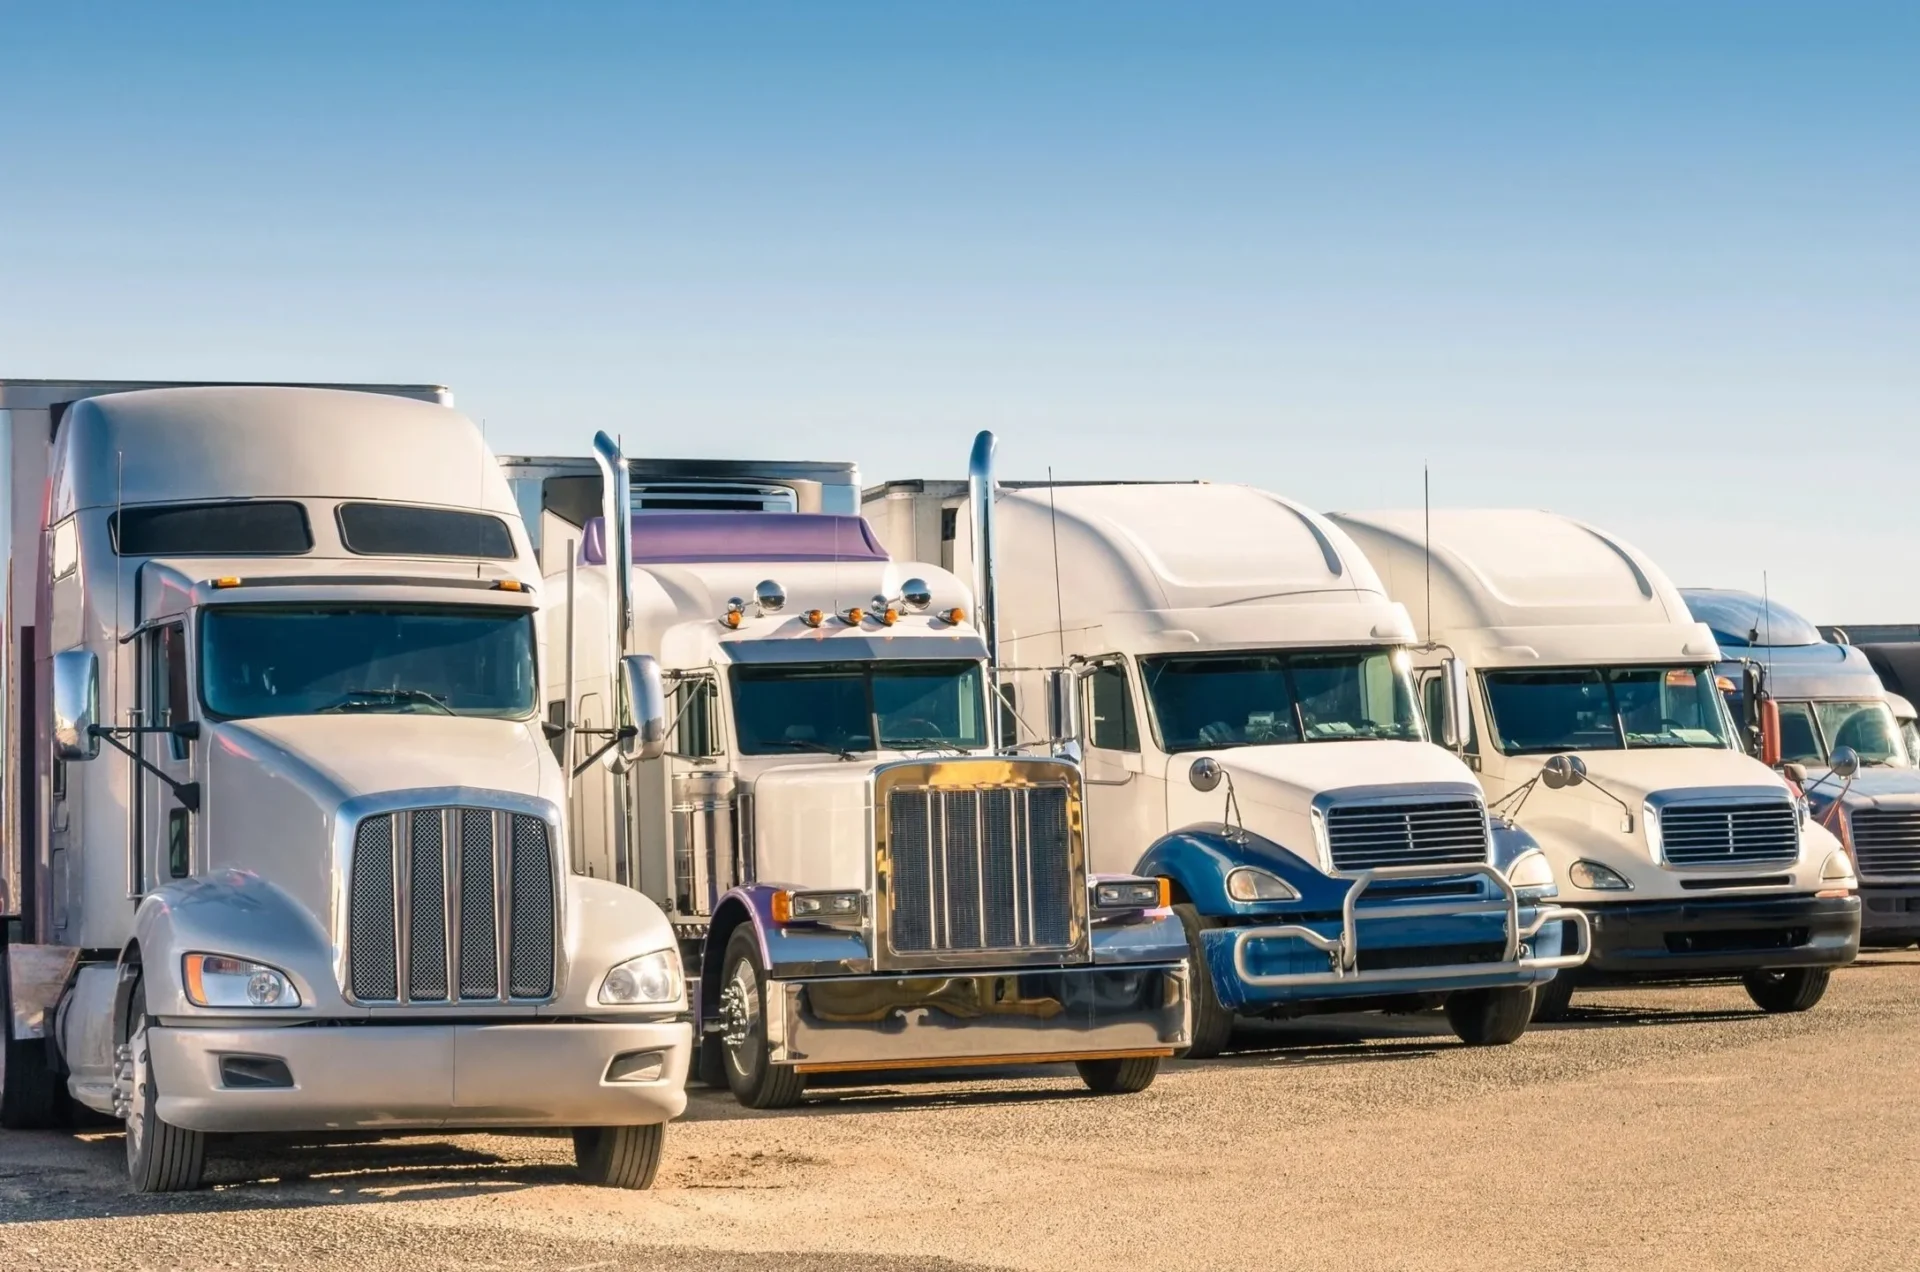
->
336;503;515;559
112;501;312;555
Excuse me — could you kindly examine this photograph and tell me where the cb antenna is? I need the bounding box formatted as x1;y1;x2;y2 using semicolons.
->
1423;462;1432;646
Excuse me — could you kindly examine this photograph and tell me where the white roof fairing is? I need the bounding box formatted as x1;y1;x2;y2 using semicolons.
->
50;386;522;521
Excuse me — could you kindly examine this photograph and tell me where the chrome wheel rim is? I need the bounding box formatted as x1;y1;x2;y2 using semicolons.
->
123;1020;149;1167
721;957;761;1077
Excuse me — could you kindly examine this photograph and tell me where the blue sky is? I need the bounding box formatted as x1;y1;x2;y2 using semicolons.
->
3;3;1915;619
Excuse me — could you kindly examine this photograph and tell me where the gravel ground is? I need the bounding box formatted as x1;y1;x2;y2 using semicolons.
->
3;953;1917;1271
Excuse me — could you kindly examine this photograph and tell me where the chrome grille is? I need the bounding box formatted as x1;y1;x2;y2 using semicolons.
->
1323;798;1490;872
1847;809;1920;877
887;785;1075;955
1658;802;1799;868
346;808;557;1004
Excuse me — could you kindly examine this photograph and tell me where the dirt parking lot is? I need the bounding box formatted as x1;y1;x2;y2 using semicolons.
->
2;953;1917;1272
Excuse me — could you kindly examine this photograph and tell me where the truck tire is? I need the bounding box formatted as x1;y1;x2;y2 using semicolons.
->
572;1124;665;1189
718;927;807;1110
1530;973;1577;1023
1743;967;1831;1013
1075;1056;1160;1094
0;944;74;1130
122;979;206;1193
1445;986;1534;1046
1173;904;1235;1060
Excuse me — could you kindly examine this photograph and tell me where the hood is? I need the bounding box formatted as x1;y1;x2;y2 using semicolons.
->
203;714;559;924
1803;764;1920;812
1500;747;1784;812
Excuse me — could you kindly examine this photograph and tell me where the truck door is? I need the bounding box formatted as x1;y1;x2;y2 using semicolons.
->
1080;657;1163;874
139;621;198;884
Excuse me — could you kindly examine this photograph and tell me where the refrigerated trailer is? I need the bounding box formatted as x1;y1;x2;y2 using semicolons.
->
0;381;690;1191
502;434;1191;1108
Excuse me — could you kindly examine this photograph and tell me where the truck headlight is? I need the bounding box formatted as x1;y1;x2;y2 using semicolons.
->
599;949;685;1006
1568;860;1632;891
1503;850;1555;890
182;954;301;1008
1225;868;1299;903
782;889;864;921
1094;878;1170;909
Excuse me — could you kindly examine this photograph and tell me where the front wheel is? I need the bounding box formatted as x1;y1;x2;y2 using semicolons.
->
572;1124;665;1189
1075;1056;1160;1094
1173;904;1235;1060
1445;986;1535;1046
718;927;807;1110
1530;973;1577;1023
1743;967;1831;1013
121;978;206;1193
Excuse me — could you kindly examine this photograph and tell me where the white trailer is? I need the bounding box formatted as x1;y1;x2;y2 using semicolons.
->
1329;509;1861;1017
0;381;690;1190
866;467;1588;1054
504;434;1192;1108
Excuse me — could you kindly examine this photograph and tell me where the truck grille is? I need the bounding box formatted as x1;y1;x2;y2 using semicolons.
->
1847;809;1920;877
346;808;558;1004
886;785;1075;955
1323;798;1490;872
1658;802;1799;869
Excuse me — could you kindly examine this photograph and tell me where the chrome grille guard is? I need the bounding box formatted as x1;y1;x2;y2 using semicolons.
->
1229;862;1591;989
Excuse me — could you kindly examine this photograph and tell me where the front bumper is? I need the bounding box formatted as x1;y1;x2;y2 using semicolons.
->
147;1019;691;1134
1212;864;1591;1010
769;964;1189;1073
1578;893;1861;977
1859;882;1920;944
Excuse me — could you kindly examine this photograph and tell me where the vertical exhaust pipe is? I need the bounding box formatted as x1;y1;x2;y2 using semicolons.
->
593;431;634;658
968;430;1001;750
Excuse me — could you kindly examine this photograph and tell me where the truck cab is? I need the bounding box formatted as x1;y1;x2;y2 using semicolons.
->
1;384;690;1191
1331;510;1861;1019
1684;588;1920;948
509;435;1190;1109
866;466;1589;1055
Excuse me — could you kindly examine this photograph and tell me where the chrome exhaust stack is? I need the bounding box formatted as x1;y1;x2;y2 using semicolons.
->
968;429;1001;750
593;430;635;658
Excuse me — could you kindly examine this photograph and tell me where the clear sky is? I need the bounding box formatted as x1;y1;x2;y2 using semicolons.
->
3;3;1914;620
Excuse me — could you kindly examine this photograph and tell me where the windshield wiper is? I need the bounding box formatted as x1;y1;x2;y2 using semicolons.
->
885;736;970;753
318;688;456;716
764;738;860;761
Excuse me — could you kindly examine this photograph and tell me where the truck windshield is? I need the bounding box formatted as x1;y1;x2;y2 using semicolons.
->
732;661;986;755
1482;666;1731;753
1140;650;1423;752
1799;700;1911;767
201;605;537;719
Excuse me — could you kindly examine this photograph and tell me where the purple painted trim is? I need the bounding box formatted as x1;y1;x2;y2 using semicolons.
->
580;512;890;566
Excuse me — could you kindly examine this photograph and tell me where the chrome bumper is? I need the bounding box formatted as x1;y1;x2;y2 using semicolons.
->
1230;863;1592;989
770;964;1189;1073
147;1019;691;1133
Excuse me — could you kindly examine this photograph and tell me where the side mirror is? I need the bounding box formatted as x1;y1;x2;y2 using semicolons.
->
52;649;101;762
619;654;667;762
1759;697;1782;768
1830;745;1861;780
1540;754;1588;790
1438;658;1472;751
1044;667;1079;745
1189;756;1224;792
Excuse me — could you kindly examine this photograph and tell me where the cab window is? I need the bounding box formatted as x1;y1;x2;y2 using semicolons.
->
1086;661;1139;752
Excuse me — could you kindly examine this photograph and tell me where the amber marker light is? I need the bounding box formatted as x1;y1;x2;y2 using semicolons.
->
804;609;825;628
880;607;900;626
493;579;527;592
844;607;866;625
770;890;793;924
213;577;242;589
942;606;967;625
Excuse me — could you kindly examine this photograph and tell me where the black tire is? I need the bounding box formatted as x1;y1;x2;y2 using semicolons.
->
1530;973;1577;1024
718;927;807;1110
0;943;73;1130
123;979;206;1193
1173;904;1235;1060
1743;967;1831;1013
572;1123;665;1189
1445;986;1535;1046
1075;1056;1160;1094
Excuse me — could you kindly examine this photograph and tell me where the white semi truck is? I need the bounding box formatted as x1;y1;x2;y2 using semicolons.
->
501;434;1191;1108
0;381;690;1191
866;464;1589;1053
1329;509;1861;1018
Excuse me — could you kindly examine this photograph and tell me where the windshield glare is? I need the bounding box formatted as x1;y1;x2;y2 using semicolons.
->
202;606;536;719
732;661;985;755
1483;666;1731;753
1791;700;1911;767
1141;650;1422;752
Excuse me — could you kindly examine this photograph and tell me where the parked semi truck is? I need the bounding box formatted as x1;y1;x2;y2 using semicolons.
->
0;382;690;1191
502;434;1190;1109
1328;510;1861;1019
864;456;1589;1055
1684;588;1920;948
